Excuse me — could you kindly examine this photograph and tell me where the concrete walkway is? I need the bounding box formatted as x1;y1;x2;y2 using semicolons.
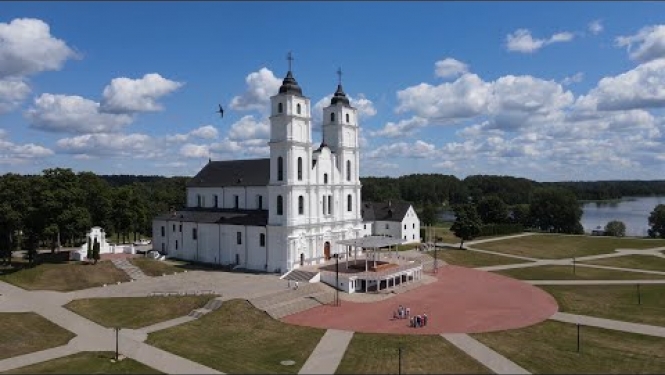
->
441;333;530;374
111;258;149;280
550;312;665;338
298;329;354;374
529;279;665;285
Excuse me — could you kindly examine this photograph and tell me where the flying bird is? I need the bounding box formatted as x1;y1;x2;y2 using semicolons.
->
216;104;224;118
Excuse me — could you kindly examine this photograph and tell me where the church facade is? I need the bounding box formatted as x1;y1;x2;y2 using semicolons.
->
152;66;419;274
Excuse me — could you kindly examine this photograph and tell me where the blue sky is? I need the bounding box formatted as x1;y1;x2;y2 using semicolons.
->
1;1;665;181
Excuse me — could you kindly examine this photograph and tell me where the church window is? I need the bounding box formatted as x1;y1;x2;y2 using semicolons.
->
331;112;335;122
322;197;326;215
260;233;266;247
278;102;283;113
404;235;407;240
197;194;202;207
179;224;182;232
234;195;239;209
413;223;415;229
214;195;219;208
298;196;304;215
297;157;303;180
324;173;328;184
385;223;389;230
413;234;415;240
258;195;263;210
363;224;366;230
173;224;176;232
277;157;284;181
346;113;350;123
161;226;165;236
347;194;352;212
277;195;283;215
175;240;178;250
328;195;332;215
193;228;197;240
296;103;301;115
237;232;242;245
346;160;351;181
404;224;406;229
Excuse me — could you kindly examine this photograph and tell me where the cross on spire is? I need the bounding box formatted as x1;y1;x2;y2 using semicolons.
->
336;67;343;85
287;51;294;72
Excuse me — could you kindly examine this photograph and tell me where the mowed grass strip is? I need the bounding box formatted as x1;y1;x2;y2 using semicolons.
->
431;248;532;268
471;320;665;374
494;265;665;280
128;258;187;276
65;295;215;329
3;351;162;374
475;234;665;259
540;284;665;327
0;261;130;291
0;312;75;360
335;333;490;374
147;299;325;374
581;254;665;273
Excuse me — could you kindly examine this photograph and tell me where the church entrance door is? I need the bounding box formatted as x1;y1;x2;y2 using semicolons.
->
324;242;331;260
300;253;304;266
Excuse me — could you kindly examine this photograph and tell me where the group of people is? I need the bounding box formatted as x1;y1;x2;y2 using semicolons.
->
393;305;428;328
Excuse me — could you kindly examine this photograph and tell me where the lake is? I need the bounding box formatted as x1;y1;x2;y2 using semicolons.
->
581;196;665;237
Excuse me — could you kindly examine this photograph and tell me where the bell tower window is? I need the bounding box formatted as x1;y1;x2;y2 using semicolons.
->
346;113;350;123
296;103;301;115
277;157;284;181
297;157;303;180
277;195;283;215
346;160;351;181
324;173;328;184
330;112;335;122
278;102;283;114
298;195;304;215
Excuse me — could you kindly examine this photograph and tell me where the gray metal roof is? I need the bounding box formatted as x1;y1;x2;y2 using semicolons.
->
337;235;405;248
278;71;304;96
154;209;268;226
361;201;412;222
186;158;270;188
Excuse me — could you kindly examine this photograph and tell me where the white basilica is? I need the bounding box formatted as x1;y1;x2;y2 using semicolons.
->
152;65;420;274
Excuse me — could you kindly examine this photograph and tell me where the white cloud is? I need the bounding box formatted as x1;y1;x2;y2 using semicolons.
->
561;72;584;85
370;116;428;138
56;133;162;159
179;143;210;159
100;73;183;114
228;115;269;140
312;93;377;130
505;29;575;53
0;18;77;79
588;20;603;35
166;125;219;143
434;58;469;79
366;140;438;159
25;93;133;134
0;136;53;163
616;25;665;63
229;67;281;112
0;79;30;114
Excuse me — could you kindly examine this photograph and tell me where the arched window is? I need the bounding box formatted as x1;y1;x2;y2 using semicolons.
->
277;156;284;181
197;194;202;207
257;195;263;210
260;233;266;247
278;102;283;113
330;112;335;122
324;173;328;184
297;157;303;181
346;160;351;181
346;113;350;123
277;195;283;215
347;194;352;212
298;195;304;215
214;194;219;208
296;103;301;115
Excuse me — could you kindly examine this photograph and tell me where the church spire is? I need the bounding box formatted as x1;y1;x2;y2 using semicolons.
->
278;51;303;96
331;66;350;106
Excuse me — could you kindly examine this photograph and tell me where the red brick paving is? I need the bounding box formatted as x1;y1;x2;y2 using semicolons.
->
282;265;558;334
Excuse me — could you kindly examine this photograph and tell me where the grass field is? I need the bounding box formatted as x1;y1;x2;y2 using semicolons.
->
335;333;490;374
494;265;665;280
0;312;75;360
0;260;130;291
147;299;325;374
475;234;665;259
471;320;665;374
540;284;665;327
430;248;532;268
3;351;162;374
65;295;215;329
581;254;665;273
128;258;188;276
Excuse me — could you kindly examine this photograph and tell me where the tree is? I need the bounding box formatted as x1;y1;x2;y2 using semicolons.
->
510;204;531;227
648;204;665;239
92;238;100;264
605;220;626;237
529;187;583;234
476;196;508;224
450;204;482;249
421;203;437;226
86;236;93;260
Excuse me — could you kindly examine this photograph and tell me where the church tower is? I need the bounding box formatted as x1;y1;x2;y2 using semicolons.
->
322;68;362;222
268;53;313;227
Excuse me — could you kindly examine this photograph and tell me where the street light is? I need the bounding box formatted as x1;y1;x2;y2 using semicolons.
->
334;253;340;307
114;327;120;360
398;343;403;375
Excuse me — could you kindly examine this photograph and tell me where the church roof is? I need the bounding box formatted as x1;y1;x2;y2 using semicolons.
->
278;71;303;96
155;208;269;226
361;201;413;222
330;84;350;106
187;158;270;187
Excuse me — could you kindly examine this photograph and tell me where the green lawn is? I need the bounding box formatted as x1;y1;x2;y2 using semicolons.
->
335;333;490;374
3;351;162;374
540;284;665;327
0;313;75;360
0;260;130;291
581;254;665;273
147;299;325;374
475;234;665;259
431;248;532;268
65;295;215;329
471;320;665;374
128;258;187;277
494;265;665;280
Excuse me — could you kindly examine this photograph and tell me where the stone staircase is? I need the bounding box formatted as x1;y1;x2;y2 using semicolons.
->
280;269;320;282
188;296;224;318
249;282;334;319
111;259;149;280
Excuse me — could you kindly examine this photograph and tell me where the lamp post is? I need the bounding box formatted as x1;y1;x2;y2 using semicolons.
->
398;344;403;375
335;253;340;307
114;327;120;360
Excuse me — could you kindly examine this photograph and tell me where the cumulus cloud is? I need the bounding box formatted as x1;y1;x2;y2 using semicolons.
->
230;67;281;112
56;133;161;158
25;93;133;134
434;58;469;79
0;79;31;114
100;73;183;114
370;116;428;138
179;143;210;159
616;25;665;63
561;72;584;85
228;115;270;140
0;18;77;79
588;20;604;35
165;125;219;143
505;29;575;53
0;131;53;164
366;140;438;159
